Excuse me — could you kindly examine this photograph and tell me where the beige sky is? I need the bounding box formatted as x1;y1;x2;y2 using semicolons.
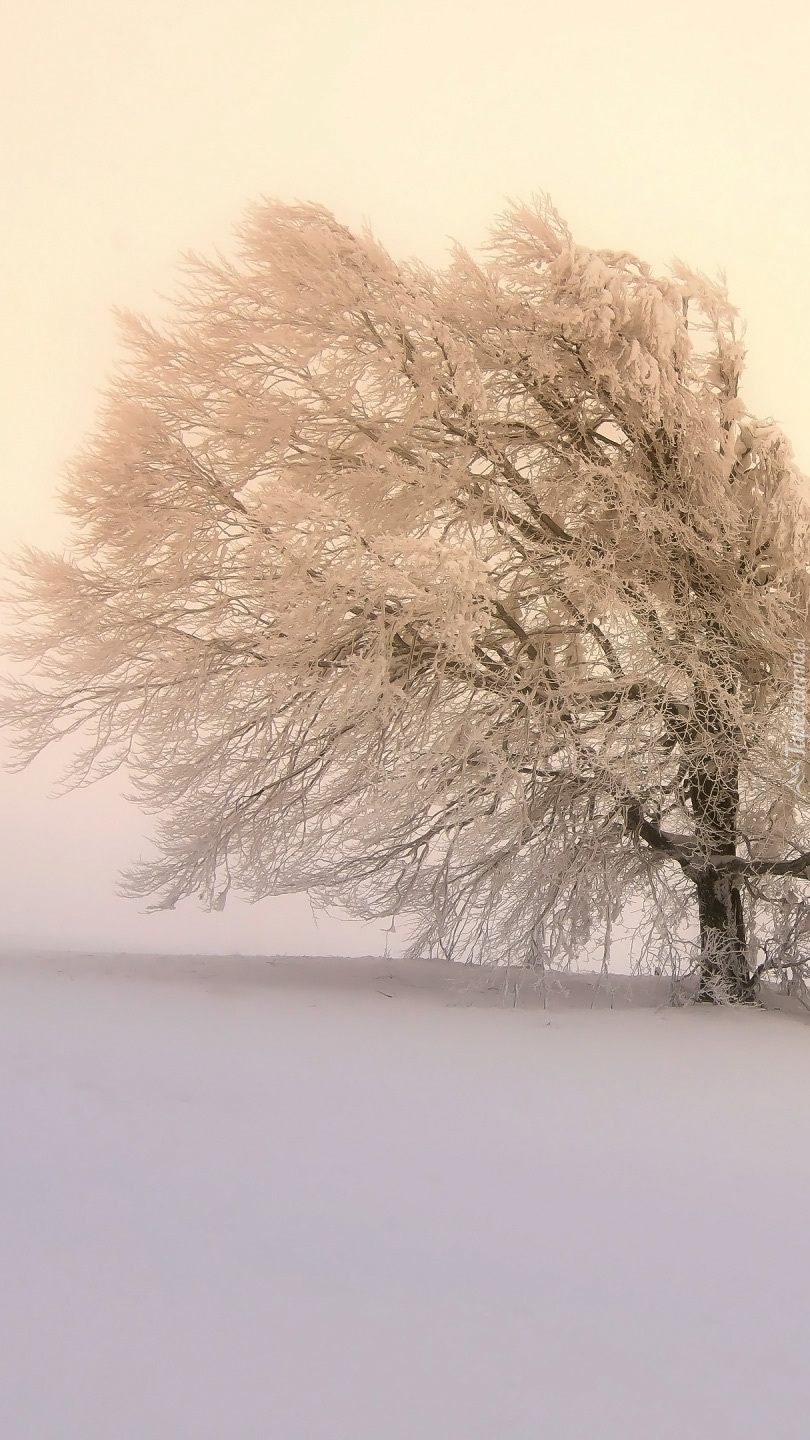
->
2;0;809;952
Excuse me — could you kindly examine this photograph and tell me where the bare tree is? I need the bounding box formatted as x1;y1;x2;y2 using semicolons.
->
5;198;810;1000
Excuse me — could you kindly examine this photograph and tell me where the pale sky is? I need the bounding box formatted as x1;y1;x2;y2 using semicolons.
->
2;0;809;953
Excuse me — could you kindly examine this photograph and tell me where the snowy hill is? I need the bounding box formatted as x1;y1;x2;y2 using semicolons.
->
2;951;809;1439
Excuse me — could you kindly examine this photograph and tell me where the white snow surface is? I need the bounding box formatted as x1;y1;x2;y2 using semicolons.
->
2;951;810;1440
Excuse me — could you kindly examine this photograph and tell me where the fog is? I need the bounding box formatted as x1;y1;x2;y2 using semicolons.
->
2;0;808;953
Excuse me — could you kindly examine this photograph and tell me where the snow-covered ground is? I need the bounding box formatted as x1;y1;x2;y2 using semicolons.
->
2;952;810;1439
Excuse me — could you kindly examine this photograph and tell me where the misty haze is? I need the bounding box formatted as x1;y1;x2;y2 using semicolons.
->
3;2;810;1436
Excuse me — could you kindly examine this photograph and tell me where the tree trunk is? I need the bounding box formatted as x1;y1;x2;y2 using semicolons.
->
688;751;753;1002
693;866;752;1002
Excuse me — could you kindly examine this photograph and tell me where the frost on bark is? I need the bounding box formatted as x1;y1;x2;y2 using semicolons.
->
5;197;810;1001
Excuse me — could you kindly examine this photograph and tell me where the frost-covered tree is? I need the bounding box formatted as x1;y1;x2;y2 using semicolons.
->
5;198;810;1001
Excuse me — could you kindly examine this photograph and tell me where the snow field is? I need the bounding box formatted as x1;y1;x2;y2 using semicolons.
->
1;953;809;1439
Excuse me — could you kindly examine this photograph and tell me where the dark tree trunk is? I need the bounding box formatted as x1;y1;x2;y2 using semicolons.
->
688;751;753;1002
693;866;752;1002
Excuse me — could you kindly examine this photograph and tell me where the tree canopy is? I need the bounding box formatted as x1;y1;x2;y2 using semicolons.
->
6;197;810;999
